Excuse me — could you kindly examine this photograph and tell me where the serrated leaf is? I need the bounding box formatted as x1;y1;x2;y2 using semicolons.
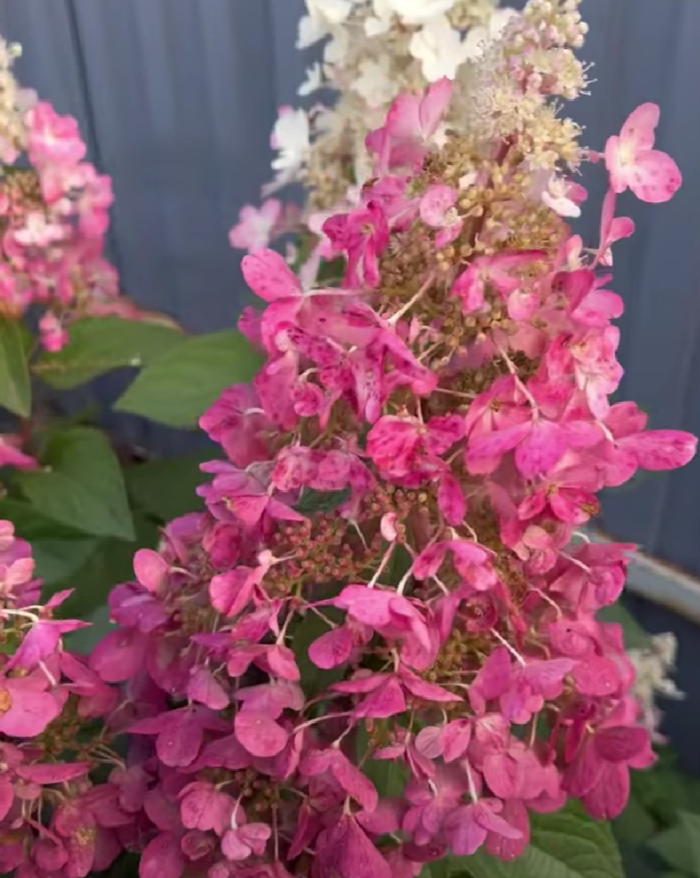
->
0;314;31;416
124;448;214;521
16;426;135;541
115;329;264;428
295;487;350;515
33;317;183;389
459;803;623;878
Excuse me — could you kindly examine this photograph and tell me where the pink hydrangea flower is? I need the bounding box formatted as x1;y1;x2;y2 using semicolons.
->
605;103;682;202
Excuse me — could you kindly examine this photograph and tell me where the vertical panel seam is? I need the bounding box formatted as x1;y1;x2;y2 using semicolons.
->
64;0;125;279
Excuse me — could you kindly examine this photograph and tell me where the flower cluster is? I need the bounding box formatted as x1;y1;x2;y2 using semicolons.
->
0;521;134;878
0;36;139;351
228;0;517;284
57;4;694;877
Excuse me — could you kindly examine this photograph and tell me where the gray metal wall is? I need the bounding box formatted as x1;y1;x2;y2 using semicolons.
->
2;0;700;576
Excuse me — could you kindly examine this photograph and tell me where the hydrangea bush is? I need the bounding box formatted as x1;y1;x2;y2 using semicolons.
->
1;2;699;878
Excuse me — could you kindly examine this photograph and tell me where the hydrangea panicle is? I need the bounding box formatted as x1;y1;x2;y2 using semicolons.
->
0;35;163;350
76;3;695;876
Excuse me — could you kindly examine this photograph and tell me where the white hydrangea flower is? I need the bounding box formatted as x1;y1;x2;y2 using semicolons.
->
298;62;324;97
409;15;471;81
365;0;394;36
270;107;310;180
296;15;329;50
463;6;519;60
388;0;457;26
297;0;355;48
324;29;350;66
629;632;684;742
351;57;395;109
308;0;355;25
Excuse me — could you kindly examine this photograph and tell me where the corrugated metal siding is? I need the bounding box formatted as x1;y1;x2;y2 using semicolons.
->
3;0;700;573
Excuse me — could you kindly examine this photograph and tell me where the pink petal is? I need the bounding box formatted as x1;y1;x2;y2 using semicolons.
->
441;719;472;762
308;627;354;669
89;628;148;683
187;667;229;710
565;742;604;797
582;762;629;820
594;726;649;763
354;677;407;718
209;568;256;617
239;823;272;856
448;806;487;856
621;429;696;470
467;422;530;462
331;750;379;812
620;102;659;152
419;78;453;138
156;712;204;768
628;149;682;203
266;644;301;681
514;421;569;478
234;710;288;757
572;657;621;697
15;762;90;784
221;828;252;861
139;833;185;878
241;248;301;302
419;184;457;227
0;686;60;737
0;780;14;821
474;800;522;840
414;726;445;759
133;549;168;593
401;671;460;703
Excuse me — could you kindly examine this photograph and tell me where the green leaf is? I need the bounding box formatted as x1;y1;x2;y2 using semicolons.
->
458;802;623;878
355;724;408;798
597;603;651;650
612;789;657;847
64;606;114;654
0;498;87;540
614;843;663;878
124;448;214;521
16;426;135;541
630;750;694;827
420;861;452;878
316;256;346;285
32;537;98;587
295;487;350;515
46;514;159;620
648;825;694;875
0;314;31;416
115;329;264;428
648;812;700;877
33;317;183;389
